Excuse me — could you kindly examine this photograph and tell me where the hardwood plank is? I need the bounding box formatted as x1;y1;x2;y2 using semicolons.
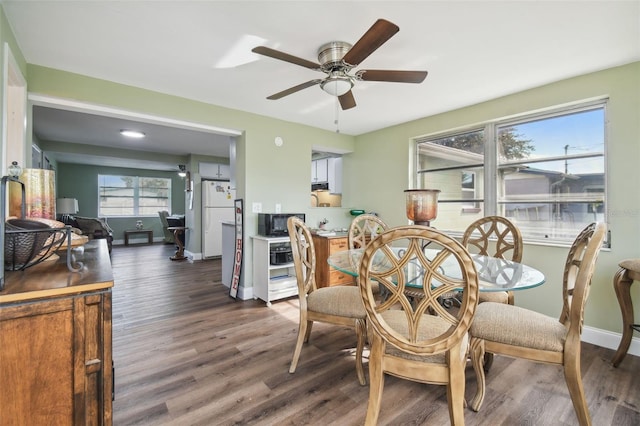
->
111;243;640;425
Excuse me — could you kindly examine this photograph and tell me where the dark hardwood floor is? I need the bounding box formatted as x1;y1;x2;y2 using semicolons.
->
111;243;640;425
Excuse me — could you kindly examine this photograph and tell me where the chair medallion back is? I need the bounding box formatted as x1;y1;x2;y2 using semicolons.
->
287;216;317;300
462;216;523;262
359;225;479;355
348;213;388;250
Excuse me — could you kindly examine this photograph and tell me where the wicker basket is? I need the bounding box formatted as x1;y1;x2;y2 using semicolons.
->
4;218;68;271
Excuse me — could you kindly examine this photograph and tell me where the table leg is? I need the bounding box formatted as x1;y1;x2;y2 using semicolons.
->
612;267;634;367
170;229;186;261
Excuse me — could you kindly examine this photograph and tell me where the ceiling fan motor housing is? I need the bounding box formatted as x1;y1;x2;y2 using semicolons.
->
317;41;352;71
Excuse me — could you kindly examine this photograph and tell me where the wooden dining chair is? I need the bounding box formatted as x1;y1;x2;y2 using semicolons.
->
358;225;479;425
348;213;388;297
462;215;523;305
287;216;368;385
468;222;606;426
348;213;388;250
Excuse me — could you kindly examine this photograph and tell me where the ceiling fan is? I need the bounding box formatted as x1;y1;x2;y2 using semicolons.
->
252;19;428;110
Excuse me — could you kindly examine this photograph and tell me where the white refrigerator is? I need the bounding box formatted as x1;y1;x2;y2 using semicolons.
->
202;181;235;258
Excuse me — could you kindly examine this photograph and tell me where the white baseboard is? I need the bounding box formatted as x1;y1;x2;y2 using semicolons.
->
582;325;640;358
216;281;253;301
237;286;253;301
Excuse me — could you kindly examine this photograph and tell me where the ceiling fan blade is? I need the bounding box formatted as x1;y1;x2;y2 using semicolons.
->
342;19;399;67
252;46;321;70
339;91;356;110
358;69;428;83
266;80;323;100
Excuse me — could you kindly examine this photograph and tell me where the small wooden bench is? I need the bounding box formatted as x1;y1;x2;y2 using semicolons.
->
124;229;153;246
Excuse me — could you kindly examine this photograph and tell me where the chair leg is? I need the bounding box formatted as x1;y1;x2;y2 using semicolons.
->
469;337;486;412
612;267;634;367
483;352;495;372
364;335;384;426
304;320;313;342
447;345;467;425
355;318;367;385
564;355;592;426
289;319;309;374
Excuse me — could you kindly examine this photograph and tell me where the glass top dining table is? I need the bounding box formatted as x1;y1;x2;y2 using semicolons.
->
327;248;546;292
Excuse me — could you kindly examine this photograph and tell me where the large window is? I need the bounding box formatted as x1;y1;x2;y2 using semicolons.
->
415;101;606;246
98;175;171;217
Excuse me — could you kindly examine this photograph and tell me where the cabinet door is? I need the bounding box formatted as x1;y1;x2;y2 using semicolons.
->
327;157;342;194
200;162;230;180
0;298;76;424
0;291;112;425
217;164;231;180
78;292;112;426
316;158;328;182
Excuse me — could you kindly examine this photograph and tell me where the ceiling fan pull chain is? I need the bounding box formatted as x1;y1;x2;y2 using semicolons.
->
334;97;340;133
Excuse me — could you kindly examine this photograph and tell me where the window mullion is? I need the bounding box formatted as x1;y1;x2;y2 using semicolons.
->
484;124;497;216
133;177;140;215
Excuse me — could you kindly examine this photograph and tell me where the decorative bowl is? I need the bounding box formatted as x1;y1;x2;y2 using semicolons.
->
4;218;68;270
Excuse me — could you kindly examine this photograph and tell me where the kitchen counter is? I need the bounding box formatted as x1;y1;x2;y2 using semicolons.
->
310;230;349;238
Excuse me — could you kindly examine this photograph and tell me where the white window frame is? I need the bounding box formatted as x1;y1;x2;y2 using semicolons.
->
413;98;608;247
98;174;171;217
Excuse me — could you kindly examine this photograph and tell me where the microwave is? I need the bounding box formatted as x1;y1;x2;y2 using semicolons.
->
258;213;305;237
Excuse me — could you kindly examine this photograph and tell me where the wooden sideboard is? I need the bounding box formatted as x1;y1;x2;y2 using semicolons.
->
312;234;355;288
0;239;114;425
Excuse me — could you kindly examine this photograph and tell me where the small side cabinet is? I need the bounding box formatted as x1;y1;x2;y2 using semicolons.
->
252;235;298;306
312;234;355;288
0;239;114;425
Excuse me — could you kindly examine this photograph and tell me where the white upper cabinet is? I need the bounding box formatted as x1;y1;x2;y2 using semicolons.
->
311;157;342;194
327;157;342;194
200;162;230;180
311;158;328;183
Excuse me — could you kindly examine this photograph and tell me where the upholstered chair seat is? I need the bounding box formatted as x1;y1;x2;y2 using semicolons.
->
306;286;366;318
381;310;469;364
471;302;567;352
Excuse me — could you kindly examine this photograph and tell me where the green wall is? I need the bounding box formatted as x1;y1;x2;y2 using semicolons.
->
56;163;186;242
350;62;640;337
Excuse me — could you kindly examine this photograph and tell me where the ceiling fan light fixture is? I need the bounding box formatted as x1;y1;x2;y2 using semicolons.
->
320;75;353;97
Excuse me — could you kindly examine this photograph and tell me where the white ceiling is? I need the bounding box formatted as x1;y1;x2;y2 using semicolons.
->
4;1;640;170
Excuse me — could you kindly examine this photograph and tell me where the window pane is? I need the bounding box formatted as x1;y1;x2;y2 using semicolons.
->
417;130;485;230
98;175;171;217
414;102;606;246
497;107;605;243
498;109;604;161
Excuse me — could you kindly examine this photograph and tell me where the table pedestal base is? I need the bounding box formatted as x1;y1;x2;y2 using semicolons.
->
168;227;187;261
